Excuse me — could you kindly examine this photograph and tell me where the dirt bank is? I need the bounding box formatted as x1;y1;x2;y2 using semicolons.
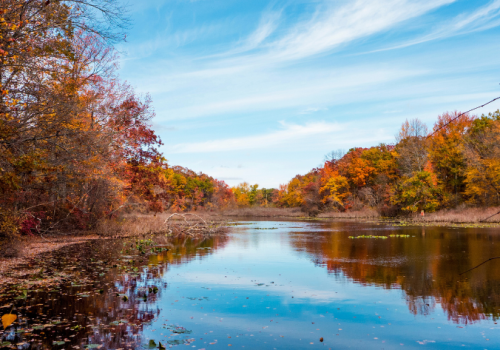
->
0;235;99;285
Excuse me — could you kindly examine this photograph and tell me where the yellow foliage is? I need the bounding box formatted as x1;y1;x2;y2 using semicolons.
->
2;314;16;329
320;174;350;207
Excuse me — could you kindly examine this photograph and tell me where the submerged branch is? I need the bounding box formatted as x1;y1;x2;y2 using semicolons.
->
459;256;500;275
480;210;500;223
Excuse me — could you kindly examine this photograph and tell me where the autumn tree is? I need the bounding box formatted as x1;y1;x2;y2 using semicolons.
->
391;169;442;213
462;111;500;206
0;0;156;235
428;111;474;206
395;119;429;176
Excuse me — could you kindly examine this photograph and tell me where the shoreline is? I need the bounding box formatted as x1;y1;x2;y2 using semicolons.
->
2;210;499;284
0;235;99;286
213;206;500;227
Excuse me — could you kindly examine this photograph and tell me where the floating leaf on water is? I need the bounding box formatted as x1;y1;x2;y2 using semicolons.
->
85;344;100;349
2;314;16;329
53;341;65;345
148;339;157;348
15;289;28;300
172;327;192;334
167;339;186;345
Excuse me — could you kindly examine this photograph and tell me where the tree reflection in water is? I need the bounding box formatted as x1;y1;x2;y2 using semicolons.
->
289;223;500;325
0;234;228;349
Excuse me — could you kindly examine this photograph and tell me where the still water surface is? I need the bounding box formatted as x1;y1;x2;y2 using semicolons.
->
2;220;500;349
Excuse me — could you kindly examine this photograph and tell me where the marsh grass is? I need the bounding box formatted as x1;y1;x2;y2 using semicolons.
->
318;208;380;219
219;207;380;219
95;205;500;238
96;213;228;237
409;206;500;223
220;207;303;217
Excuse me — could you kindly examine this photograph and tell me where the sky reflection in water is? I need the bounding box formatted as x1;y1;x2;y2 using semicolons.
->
2;220;500;349
141;220;500;349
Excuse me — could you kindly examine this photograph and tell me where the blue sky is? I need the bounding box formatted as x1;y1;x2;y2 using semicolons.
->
117;0;500;188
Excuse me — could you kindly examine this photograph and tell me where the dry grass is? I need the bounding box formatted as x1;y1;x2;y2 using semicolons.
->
318;208;380;219
216;207;380;219
0;213;228;284
409;206;500;223
96;212;227;237
219;207;304;218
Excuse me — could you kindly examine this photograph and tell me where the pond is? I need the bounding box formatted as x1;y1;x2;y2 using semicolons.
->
1;220;500;349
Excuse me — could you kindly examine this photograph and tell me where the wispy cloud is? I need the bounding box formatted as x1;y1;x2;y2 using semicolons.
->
168;121;342;153
219;10;282;56
299;107;328;115
150;66;423;120
263;0;456;62
369;0;500;52
120;0;500;187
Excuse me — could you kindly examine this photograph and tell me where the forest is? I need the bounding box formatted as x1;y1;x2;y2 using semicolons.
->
0;0;234;240
233;111;500;217
1;0;500;243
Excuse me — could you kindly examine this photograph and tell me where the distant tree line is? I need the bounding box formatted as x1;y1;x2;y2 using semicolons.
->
232;111;500;216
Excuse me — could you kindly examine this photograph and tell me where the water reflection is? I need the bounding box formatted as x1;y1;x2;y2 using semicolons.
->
0;235;228;349
288;222;500;324
1;221;500;350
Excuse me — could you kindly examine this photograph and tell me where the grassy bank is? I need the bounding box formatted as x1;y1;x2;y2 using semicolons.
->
213;206;500;225
406;206;500;224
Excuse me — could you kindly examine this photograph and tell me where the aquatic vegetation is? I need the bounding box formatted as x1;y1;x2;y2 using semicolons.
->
349;235;388;239
348;234;411;239
389;220;500;229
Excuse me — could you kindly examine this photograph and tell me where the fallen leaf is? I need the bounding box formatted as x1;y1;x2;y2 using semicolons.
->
2;314;16;329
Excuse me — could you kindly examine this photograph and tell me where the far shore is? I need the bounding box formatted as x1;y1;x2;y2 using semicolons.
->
212;206;500;225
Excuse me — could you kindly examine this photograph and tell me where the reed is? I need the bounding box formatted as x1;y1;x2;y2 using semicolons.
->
219;207;304;217
410;206;500;223
96;213;227;237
